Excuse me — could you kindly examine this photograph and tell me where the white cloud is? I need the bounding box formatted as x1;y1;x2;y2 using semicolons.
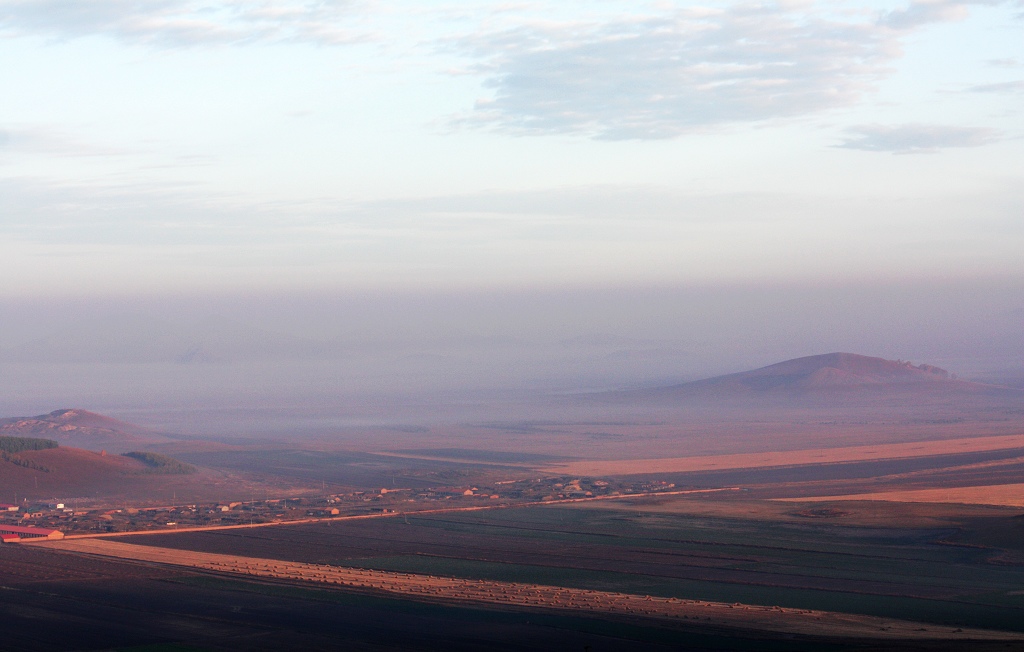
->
836;123;1002;153
0;178;743;248
879;0;1021;28
451;2;1014;140
984;58;1021;68
452;8;878;139
0;126;130;157
0;0;368;46
966;79;1024;93
1;171;1022;296
879;0;975;29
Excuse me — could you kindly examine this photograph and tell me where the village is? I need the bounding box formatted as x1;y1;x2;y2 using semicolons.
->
0;477;680;538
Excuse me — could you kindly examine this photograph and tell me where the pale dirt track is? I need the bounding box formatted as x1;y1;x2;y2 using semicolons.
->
777;482;1024;507
36;538;1022;641
546;433;1024;476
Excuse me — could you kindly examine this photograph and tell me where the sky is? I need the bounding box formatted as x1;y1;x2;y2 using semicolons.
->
1;0;1022;296
0;1;1022;425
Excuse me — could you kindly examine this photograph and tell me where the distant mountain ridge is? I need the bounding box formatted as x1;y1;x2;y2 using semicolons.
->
611;353;1020;403
692;353;953;391
0;409;168;452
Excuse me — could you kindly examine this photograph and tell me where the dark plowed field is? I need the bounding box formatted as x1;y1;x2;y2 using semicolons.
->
117;501;1024;634
6;543;990;652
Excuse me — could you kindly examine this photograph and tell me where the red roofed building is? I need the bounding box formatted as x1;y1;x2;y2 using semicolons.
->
0;525;64;542
0;503;18;512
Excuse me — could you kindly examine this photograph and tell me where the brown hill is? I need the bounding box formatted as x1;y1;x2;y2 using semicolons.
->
0;446;177;502
688;353;954;392
0;444;274;505
612;353;1022;403
0;409;169;452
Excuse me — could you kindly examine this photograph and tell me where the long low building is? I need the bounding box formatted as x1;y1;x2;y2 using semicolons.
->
0;525;64;542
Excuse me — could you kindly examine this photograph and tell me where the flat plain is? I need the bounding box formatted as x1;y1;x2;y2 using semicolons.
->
0;543;704;652
84;494;1024;639
544;433;1024;476
5;354;1024;650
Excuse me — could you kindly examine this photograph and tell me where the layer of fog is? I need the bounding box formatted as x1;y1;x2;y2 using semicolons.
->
0;280;1020;437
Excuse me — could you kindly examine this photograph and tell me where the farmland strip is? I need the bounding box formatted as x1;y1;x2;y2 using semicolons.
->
35;538;1022;642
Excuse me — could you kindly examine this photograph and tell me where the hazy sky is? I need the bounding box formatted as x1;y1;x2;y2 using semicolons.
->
1;0;1022;296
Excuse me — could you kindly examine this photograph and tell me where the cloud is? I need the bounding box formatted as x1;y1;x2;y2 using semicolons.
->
448;1;1018;140
879;0;975;29
878;0;1017;29
0;0;368;47
0;126;131;157
984;57;1021;67
1;171;1021;297
0;177;768;251
966;79;1024;93
450;3;978;140
836;123;1002;153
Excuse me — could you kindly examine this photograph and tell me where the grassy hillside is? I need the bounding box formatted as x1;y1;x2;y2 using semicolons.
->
0;445;263;504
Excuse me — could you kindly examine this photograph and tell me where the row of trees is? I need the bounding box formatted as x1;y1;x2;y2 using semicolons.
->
0;436;57;472
0;435;59;453
122;451;197;475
